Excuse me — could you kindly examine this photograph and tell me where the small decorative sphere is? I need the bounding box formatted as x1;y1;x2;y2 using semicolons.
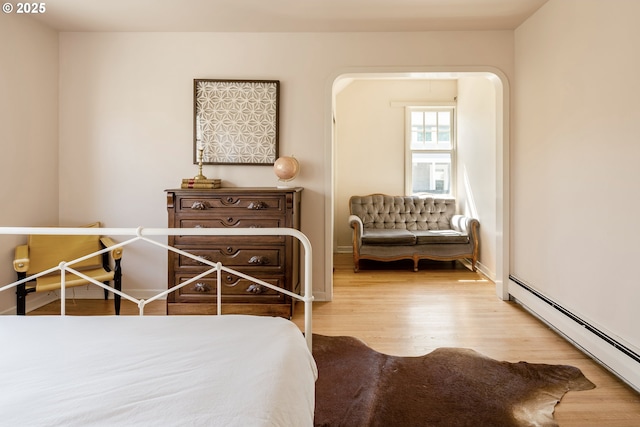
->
273;156;300;182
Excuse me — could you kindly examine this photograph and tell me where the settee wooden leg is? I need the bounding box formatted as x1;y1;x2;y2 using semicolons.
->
413;257;419;272
352;253;360;273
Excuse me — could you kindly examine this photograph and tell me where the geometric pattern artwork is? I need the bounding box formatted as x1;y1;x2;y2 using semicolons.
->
194;79;279;165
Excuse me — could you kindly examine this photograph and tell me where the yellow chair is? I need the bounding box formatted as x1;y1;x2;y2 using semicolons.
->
12;223;123;315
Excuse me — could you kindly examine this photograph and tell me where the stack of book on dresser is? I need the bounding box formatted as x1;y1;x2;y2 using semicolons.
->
181;178;221;189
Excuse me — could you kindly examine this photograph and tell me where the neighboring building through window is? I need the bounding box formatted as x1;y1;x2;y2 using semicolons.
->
405;106;455;196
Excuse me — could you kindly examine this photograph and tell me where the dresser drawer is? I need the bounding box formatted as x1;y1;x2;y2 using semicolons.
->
177;194;287;213
176;246;284;271
174;217;287;244
171;273;285;304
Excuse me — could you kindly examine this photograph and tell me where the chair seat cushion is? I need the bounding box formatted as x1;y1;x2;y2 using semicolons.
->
362;229;416;245
36;268;115;292
412;230;469;245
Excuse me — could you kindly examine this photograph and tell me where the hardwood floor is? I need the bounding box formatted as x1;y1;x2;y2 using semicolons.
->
296;254;640;427
30;253;640;426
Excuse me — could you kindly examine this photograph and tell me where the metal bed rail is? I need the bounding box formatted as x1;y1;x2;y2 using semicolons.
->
0;226;314;350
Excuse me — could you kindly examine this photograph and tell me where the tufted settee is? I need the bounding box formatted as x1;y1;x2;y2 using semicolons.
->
348;194;479;272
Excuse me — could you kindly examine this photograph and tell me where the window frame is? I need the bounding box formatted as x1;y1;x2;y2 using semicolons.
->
404;105;457;197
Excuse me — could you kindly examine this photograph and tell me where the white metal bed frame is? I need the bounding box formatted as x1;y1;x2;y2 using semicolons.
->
0;226;314;350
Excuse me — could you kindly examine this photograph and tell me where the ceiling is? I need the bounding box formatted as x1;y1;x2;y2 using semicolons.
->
32;0;548;32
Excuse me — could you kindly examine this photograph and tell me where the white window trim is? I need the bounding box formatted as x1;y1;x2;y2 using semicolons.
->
404;105;457;197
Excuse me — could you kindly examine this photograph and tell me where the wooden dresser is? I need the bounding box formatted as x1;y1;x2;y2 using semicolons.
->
165;187;302;317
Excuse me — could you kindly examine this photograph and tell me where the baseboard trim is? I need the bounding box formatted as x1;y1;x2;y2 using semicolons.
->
0;292;57;315
476;262;493;281
335;245;352;254
60;288;167;301
6;287;320;313
310;291;328;302
1;287;167;315
509;276;640;393
458;259;493;280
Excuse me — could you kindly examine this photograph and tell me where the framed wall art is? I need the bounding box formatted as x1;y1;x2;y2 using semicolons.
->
194;79;280;165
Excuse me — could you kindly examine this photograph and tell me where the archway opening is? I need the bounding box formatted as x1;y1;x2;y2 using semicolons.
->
326;70;509;301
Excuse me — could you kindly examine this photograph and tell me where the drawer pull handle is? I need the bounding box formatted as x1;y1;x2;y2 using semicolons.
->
226;197;234;203
225;275;235;283
226;246;233;253
226;217;234;223
246;284;265;294
193;282;211;293
248;201;267;210
191;201;208;210
248;256;269;265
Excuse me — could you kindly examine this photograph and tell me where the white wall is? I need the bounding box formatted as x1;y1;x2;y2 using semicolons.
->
513;0;640;388
0;14;59;313
57;31;514;300
457;77;497;278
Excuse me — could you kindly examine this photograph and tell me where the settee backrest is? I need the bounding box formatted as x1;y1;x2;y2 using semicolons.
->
349;194;456;231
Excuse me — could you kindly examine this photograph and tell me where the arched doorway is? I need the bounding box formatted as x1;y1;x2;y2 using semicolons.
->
325;69;509;301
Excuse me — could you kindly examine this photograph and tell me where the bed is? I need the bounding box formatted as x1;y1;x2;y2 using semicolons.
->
0;226;316;427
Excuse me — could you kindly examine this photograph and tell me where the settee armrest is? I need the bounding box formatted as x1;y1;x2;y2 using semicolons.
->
451;215;480;254
451;215;479;236
349;215;364;249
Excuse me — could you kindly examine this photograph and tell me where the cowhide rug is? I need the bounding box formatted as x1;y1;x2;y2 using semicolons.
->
313;334;595;427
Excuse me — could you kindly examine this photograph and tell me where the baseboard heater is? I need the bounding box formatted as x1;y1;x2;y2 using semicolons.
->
509;275;640;365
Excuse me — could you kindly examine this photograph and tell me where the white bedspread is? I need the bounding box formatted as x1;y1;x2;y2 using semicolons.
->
0;315;317;426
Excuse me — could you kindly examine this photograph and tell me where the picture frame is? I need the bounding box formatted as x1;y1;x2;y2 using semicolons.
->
194;79;280;165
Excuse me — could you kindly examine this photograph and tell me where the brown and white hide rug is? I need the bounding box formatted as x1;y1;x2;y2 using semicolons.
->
312;334;595;427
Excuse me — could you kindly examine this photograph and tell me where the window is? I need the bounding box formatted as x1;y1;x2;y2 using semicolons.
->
405;107;455;196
